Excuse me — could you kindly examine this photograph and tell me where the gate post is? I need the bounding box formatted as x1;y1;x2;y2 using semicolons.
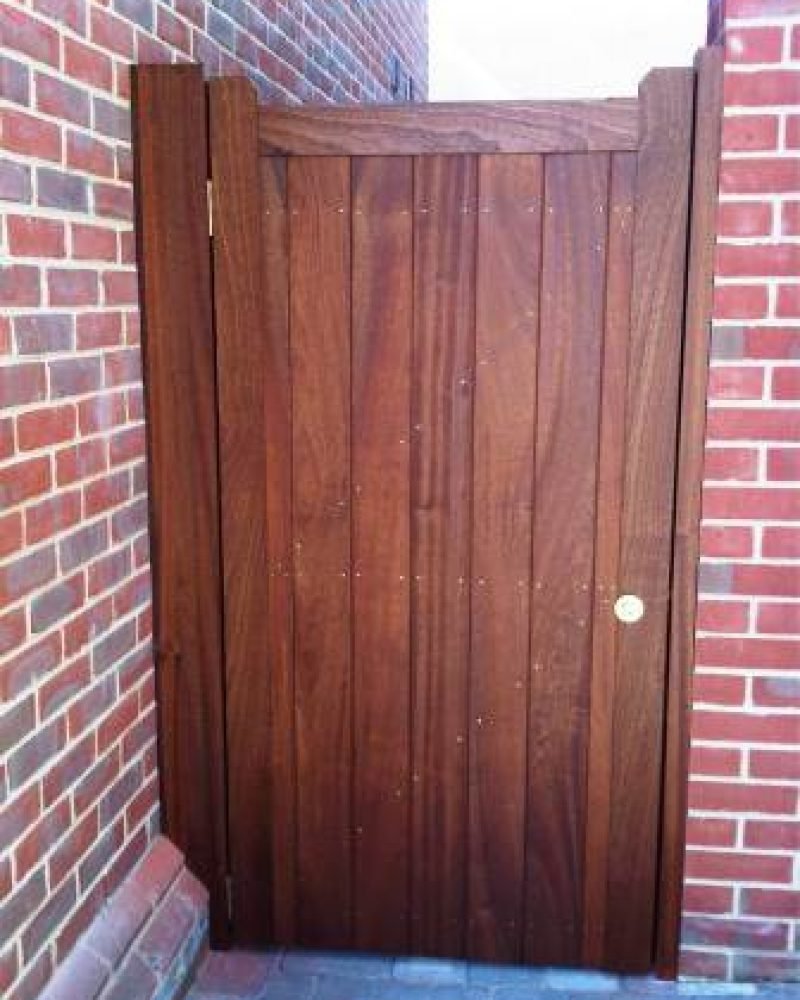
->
131;64;230;945
656;45;725;979
207;77;272;946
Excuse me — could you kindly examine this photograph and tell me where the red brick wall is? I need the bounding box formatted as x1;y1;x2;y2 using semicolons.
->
681;0;800;983
0;3;427;997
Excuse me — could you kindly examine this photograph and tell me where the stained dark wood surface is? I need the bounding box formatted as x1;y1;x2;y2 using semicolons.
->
249;106;698;969
259;154;297;946
289;156;353;948
138;60;708;974
657;47;724;978
604;68;695;971
351;156;414;952
410;155;477;957
524;152;608;966
468;154;540;963
208;77;271;946
131;64;228;944
259;99;639;156
582;151;636;967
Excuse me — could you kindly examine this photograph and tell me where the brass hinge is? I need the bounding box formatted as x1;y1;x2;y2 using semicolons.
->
224;873;234;923
207;180;214;238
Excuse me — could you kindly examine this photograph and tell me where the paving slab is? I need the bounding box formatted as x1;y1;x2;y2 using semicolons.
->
184;949;791;1000
393;958;469;986
282;951;393;979
190;951;280;996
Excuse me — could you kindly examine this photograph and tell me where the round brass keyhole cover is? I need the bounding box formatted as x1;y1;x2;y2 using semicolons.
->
614;593;645;624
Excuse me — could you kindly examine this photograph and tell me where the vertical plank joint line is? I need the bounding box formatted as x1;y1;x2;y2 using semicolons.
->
464;153;479;959
407;154;418;947
348;154;356;948
521;153;546;960
287;158;300;943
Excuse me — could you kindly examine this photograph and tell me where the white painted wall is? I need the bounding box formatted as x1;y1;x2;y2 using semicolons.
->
429;0;708;100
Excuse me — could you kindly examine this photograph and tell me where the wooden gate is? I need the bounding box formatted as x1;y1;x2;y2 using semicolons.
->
132;50;722;976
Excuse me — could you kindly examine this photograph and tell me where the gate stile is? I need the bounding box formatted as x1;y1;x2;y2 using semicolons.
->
132;49;723;974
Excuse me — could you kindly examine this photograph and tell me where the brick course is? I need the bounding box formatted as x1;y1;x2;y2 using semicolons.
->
38;835;208;1000
0;3;426;998
682;0;800;982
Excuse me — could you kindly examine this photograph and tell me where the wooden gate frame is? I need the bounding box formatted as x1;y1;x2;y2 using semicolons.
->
131;48;723;973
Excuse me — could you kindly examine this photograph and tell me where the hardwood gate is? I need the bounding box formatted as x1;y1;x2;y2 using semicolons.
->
132;50;722;976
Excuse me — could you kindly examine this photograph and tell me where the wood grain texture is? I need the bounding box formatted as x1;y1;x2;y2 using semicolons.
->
289;156;353;948
582;152;636;967
260;154;297;946
259;100;639;156
131;64;228;944
411;154;477;958
656;47;723;979
208;77;271;946
468;154;541;963
351;156;414;952
604;68;695;972
523;152;609;967
137;69;703;968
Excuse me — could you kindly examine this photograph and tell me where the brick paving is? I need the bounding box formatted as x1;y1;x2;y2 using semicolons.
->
186;951;798;1000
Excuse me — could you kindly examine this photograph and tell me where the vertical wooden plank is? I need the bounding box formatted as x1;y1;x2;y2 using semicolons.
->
411;154;477;958
351;156;414;953
289;155;353;949
208;78;270;946
523;152;609;967
131;65;228;943
581;151;636;966
468;154;541;963
657;48;723;979
605;68;695;971
260;154;297;946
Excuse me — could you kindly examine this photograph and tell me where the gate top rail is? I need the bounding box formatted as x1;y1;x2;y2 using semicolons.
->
258;97;639;156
